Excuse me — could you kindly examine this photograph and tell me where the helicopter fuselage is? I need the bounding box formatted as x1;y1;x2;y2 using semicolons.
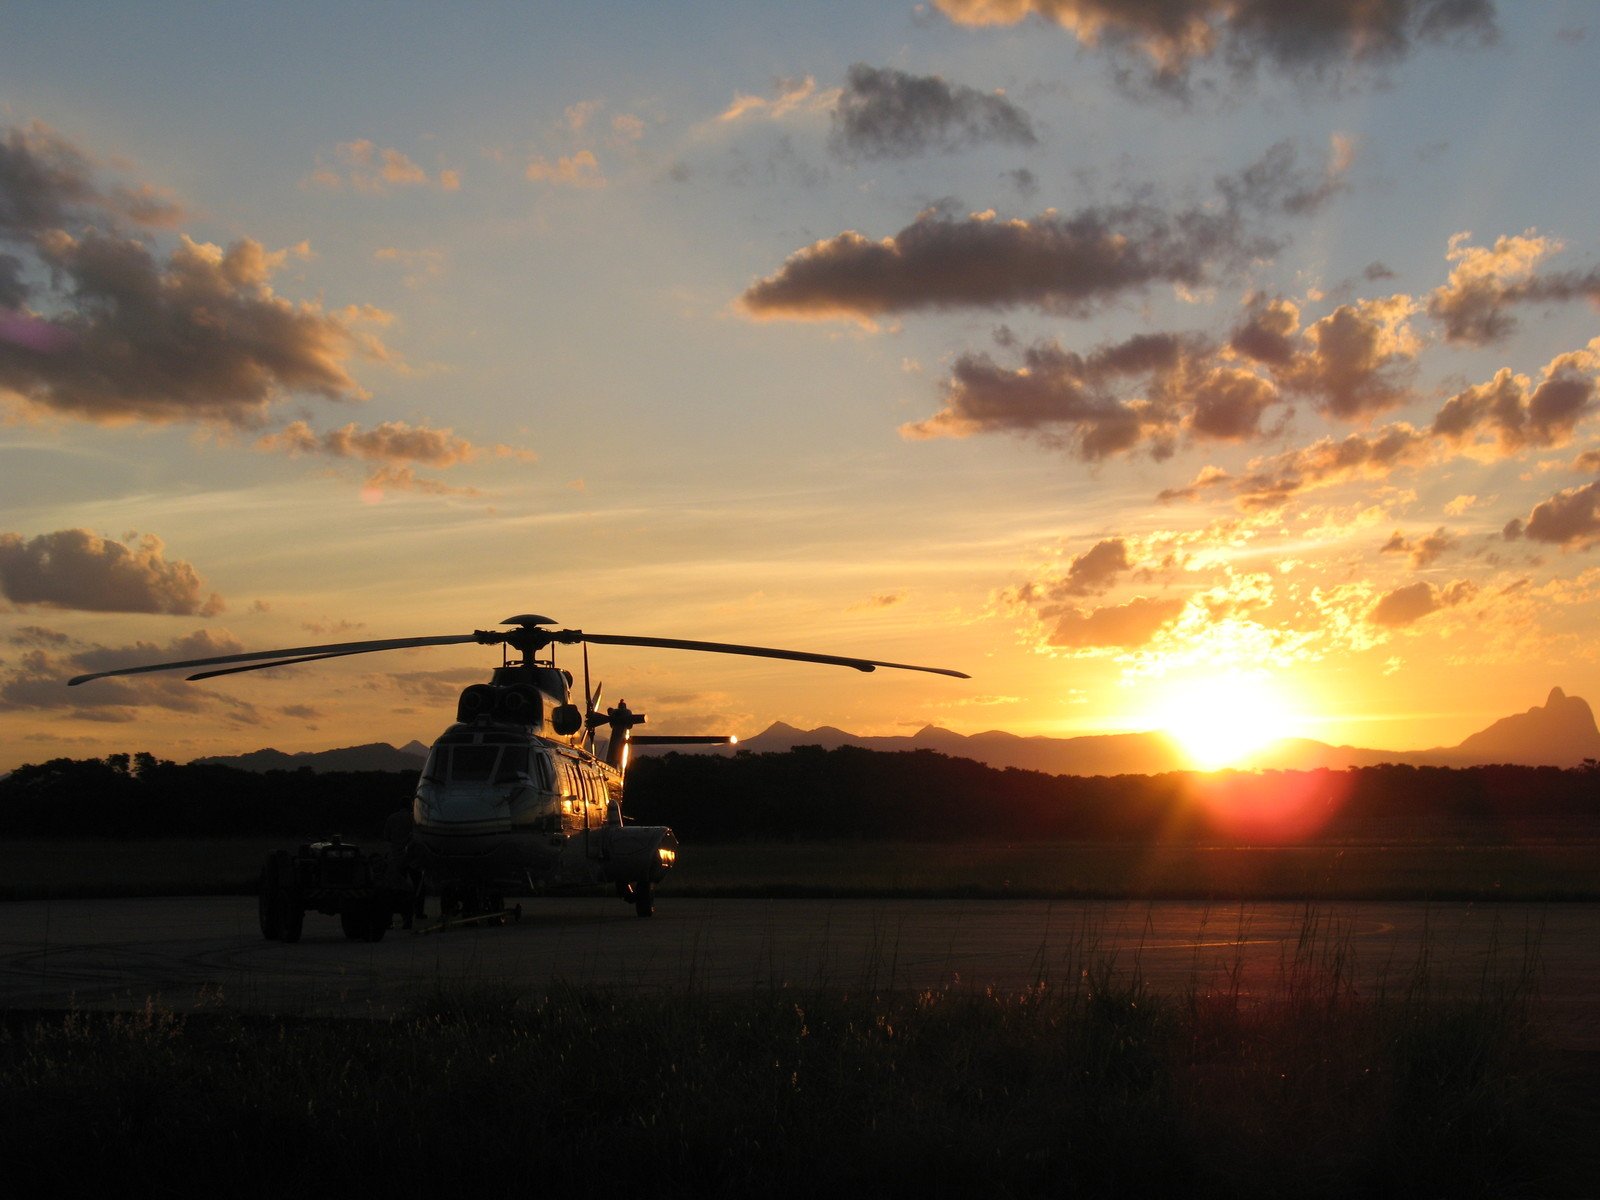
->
412;719;676;897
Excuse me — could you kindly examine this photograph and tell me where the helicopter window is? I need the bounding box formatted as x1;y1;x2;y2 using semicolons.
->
449;745;499;782
494;746;531;783
532;752;554;791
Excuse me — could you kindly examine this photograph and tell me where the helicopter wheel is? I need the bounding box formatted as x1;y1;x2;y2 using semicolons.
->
634;880;654;919
281;900;304;943
616;881;637;905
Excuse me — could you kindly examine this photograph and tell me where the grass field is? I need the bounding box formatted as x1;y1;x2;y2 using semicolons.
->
3;907;1593;1198
3;831;1598;901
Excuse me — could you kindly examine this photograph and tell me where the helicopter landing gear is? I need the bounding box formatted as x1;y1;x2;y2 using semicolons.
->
616;879;654;917
419;887;521;934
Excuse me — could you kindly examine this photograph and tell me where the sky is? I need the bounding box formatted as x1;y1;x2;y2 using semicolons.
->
4;1;1600;771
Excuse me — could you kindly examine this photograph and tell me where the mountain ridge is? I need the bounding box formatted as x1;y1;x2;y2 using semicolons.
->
191;687;1600;776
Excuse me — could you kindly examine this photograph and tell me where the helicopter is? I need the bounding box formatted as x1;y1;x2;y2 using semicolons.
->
68;614;968;930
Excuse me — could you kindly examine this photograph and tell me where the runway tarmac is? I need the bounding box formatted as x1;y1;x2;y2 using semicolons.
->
3;895;1596;1046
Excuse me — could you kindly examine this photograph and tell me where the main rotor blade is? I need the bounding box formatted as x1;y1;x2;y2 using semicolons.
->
67;633;482;686
578;633;970;679
187;650;376;681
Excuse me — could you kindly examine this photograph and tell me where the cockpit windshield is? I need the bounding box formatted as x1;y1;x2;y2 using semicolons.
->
424;742;546;786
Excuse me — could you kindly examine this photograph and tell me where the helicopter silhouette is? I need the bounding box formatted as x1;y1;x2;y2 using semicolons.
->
69;614;967;931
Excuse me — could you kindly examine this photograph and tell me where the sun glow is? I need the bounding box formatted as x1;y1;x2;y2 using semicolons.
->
1148;672;1302;770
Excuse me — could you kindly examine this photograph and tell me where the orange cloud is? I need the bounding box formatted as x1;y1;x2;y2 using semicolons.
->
1046;594;1187;649
257;420;534;475
525;150;605;188
304;139;462;194
1370;578;1475;628
1425;230;1600;345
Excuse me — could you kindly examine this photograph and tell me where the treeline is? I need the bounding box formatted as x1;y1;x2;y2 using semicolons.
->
5;745;1598;842
0;754;412;838
624;745;1600;840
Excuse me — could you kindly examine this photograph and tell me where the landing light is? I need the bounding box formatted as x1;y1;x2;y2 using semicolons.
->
658;847;676;864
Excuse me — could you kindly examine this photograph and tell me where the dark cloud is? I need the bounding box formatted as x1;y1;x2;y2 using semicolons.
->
1370;578;1475;628
903;332;1187;458
1381;527;1456;567
1274;296;1420;419
1214;138;1351;217
0;529;224;615
829;64;1037;160
0;121;384;426
1228;293;1422;418
1505;481;1600;548
904;326;1288;460
1432;360;1596;453
0;628;260;725
740;200;1264;323
0;121;183;238
933;0;1497;93
1047;595;1186;649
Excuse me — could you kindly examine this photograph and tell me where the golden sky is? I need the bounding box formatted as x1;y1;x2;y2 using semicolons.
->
4;2;1600;770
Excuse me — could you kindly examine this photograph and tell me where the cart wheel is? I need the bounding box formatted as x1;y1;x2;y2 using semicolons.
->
282;902;304;943
257;864;284;941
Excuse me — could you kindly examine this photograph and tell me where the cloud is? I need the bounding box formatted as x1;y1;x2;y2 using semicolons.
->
1432;348;1599;453
1159;422;1434;509
1235;293;1421;419
257;420;535;481
828;64;1036;160
0;121;184;237
849;592;906;611
1214;136;1353;217
1426;231;1600;345
1381;527;1456;567
718;76;839;124
932;0;1497;92
903;329;1283;460
258;419;475;466
0;230;377;425
525;150;606;188
359;466;480;500
1046;594;1186;649
0;529;224;615
374;246;446;288
1014;538;1133;604
1504;480;1600;548
0;124;387;427
1369;578;1475;627
303;139;460;193
740;199;1264;324
0;628;260;724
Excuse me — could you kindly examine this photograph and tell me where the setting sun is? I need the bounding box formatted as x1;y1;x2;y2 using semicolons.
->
1148;673;1302;770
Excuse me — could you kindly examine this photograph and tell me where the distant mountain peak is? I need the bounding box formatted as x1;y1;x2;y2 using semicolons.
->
1451;686;1600;765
